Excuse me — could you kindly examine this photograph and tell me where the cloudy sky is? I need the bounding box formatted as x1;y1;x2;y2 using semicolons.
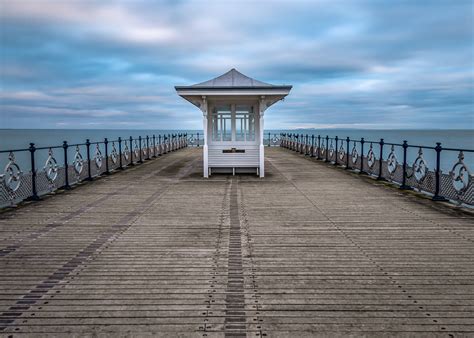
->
0;0;473;130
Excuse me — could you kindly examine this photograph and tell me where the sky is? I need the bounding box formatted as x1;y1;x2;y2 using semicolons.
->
0;0;473;130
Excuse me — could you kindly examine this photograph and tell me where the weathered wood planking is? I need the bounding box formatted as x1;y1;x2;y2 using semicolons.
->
0;147;472;337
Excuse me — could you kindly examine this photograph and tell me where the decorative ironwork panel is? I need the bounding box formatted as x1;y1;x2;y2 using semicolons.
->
123;141;130;161
328;140;335;162
366;143;376;170
352;153;362;170
94;145;103;170
0;171;33;208
133;140;139;160
44;148;59;183
412;148;428;183
338;143;345;163
363;156;379;176
37;166;66;196
406;166;435;194
271;135;280;146
110;142;118;165
441;171;474;205
2;152;22;194
73;146;84;177
187;134;196;146
351;143;359;168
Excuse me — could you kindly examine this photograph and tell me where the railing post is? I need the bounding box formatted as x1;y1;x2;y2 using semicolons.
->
152;135;156;158
268;132;271;147
311;135;315;157
158;135;162;155
335;136;339;165
197;132;200;147
400;140;411;189
86;139;92;180
27;143;40;201
62;141;71;189
146;136;150;160
138;136;143;163
433;142;447;201
129;136;134;166
317;135;321;159
325;135;329;162
359;138;365;174
305;134;309;155
300;134;304;154
118;137;123;170
346;137;350;169
377;138;385;180
104;138;110;175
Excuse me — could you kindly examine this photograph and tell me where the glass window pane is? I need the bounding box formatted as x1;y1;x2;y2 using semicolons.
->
235;105;254;142
222;114;232;141
212;105;232;142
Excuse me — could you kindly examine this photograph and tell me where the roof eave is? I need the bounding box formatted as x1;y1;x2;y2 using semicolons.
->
175;85;292;91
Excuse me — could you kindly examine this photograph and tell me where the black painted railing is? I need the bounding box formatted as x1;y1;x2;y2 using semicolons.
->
280;133;473;206
0;133;188;208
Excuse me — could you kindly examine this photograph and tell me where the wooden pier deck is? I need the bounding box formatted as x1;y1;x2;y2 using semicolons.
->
1;147;473;337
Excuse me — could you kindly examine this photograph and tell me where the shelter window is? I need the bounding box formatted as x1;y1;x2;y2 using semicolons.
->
212;105;232;141
235;105;255;141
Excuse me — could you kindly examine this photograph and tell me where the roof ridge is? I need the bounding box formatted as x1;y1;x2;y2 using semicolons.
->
187;68;279;88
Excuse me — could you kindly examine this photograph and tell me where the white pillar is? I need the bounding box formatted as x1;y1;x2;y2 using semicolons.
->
259;97;266;178
201;97;209;178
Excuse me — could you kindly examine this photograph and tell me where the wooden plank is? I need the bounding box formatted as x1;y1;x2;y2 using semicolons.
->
0;147;472;336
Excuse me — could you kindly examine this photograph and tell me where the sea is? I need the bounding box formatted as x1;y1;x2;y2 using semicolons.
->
0;129;473;173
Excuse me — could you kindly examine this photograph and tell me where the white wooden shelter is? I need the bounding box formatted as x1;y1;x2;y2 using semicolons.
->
175;69;291;177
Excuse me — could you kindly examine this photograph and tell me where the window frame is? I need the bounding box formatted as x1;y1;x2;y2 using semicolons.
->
208;101;258;145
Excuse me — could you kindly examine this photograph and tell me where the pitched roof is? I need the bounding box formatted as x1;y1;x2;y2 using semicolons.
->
191;68;273;88
175;68;291;90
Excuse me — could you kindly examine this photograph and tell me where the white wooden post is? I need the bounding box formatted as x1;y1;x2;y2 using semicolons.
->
201;96;209;178
259;97;266;178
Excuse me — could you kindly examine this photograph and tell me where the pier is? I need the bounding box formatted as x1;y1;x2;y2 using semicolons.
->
1;146;473;337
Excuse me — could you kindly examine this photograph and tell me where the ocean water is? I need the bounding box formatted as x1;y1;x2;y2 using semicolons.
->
0;128;473;173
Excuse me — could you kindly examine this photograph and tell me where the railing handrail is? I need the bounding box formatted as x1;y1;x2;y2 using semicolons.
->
278;132;473;207
0;133;189;209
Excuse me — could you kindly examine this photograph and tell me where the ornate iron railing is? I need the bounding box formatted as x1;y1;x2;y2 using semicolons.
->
0;133;188;208
280;133;474;207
